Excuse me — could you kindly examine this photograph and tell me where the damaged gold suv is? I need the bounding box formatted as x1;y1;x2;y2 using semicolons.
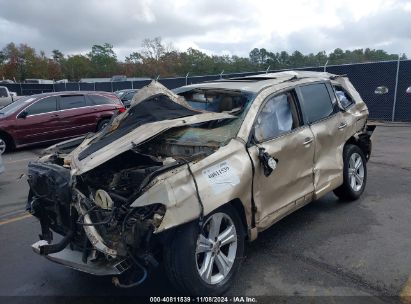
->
27;71;375;295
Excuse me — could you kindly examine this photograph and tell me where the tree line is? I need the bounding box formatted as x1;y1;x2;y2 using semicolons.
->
0;37;407;82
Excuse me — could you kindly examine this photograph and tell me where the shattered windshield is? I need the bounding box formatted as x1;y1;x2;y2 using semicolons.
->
78;93;202;160
77;82;254;161
166;89;254;146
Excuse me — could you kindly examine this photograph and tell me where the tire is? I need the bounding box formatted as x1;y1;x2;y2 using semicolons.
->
334;144;367;201
164;205;245;295
0;134;10;153
97;119;110;131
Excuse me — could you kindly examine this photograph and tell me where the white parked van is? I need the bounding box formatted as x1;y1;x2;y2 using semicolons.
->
0;86;16;108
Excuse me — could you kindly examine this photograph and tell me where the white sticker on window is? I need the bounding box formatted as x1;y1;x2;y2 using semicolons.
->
202;160;240;194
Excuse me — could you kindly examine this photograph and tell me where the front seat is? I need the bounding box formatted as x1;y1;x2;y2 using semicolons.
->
219;96;234;112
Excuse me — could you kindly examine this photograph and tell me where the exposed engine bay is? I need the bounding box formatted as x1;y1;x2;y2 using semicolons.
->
27;81;251;287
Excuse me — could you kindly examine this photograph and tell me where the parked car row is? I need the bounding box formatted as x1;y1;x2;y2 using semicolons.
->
0;91;125;152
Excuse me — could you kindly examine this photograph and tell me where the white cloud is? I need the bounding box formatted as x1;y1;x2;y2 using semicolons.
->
0;0;409;58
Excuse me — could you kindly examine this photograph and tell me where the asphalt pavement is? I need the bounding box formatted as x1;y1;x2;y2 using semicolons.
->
0;126;410;303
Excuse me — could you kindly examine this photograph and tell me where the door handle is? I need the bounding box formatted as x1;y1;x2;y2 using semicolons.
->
303;137;313;145
338;122;347;129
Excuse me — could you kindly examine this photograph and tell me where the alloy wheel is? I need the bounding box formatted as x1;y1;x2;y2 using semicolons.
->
0;138;6;154
348;152;364;192
196;212;238;285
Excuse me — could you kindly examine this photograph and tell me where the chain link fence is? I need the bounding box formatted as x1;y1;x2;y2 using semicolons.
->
2;60;411;122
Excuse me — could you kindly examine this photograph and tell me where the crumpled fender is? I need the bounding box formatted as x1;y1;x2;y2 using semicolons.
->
130;138;253;233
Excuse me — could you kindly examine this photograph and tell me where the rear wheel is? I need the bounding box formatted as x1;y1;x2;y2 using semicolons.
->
164;205;245;295
334;144;367;201
97;119;110;131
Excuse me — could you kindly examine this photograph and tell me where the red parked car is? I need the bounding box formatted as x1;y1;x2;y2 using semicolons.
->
0;91;125;152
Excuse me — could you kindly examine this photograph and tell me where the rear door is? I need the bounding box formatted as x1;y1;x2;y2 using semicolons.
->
14;96;61;145
57;94;97;137
248;89;316;230
297;82;347;198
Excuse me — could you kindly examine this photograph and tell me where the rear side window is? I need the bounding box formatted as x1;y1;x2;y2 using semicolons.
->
334;86;355;109
89;95;113;105
60;95;86;110
123;92;136;101
299;83;334;123
26;96;57;115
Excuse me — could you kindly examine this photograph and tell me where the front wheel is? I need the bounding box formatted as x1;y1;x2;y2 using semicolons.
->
334;144;367;201
0;134;10;153
164;205;245;295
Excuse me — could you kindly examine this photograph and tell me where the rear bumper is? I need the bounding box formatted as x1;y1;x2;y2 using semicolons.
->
361;124;376;161
31;240;131;276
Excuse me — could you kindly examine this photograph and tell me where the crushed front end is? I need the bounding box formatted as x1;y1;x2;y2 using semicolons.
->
27;154;171;285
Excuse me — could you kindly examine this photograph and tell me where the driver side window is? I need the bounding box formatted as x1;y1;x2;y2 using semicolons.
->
254;91;299;142
26;96;57;116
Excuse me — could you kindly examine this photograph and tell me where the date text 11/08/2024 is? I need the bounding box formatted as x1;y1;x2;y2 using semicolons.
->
149;296;257;303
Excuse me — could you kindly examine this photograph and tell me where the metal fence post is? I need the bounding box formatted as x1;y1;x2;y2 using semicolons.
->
185;72;190;85
392;54;400;122
324;60;328;72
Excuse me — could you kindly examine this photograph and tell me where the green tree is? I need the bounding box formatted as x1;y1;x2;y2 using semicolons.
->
52;49;64;63
64;55;93;81
88;43;118;77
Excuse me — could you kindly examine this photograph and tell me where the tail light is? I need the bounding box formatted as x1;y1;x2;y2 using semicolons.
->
118;107;126;114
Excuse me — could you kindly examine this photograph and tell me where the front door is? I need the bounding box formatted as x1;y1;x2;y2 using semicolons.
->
14;96;62;146
248;89;315;231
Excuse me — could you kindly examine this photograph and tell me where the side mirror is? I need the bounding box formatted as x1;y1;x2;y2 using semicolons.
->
18;111;28;119
258;147;277;177
374;86;389;95
406;86;411;94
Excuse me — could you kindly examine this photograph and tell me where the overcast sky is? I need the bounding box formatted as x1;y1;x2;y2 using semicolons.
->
0;0;410;59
